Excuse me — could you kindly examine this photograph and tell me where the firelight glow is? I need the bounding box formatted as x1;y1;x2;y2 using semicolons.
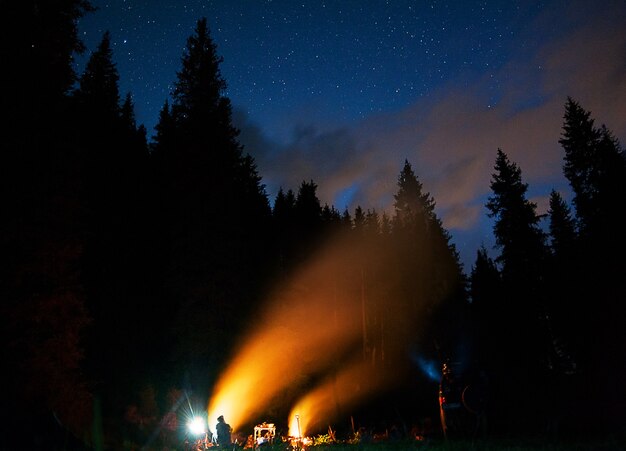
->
287;357;392;437
207;230;451;435
207;235;364;431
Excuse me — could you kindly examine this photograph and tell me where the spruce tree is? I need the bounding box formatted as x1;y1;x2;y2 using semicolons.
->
560;98;626;237
295;180;322;223
365;209;381;238
470;246;501;310
547;190;576;258
544;190;580;379
545;190;578;342
391;160;466;367
321;203;342;224
341;208;353;228
320;203;343;237
71;31;155;430
559;98;626;430
393;160;436;230
353;205;366;231
151;18;270;379
485;149;550;430
469;246;502;401
75;31;120;121
486;149;547;287
1;1;95;446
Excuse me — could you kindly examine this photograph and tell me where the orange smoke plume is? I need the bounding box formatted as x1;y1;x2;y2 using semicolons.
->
207;235;363;431
288;356;395;437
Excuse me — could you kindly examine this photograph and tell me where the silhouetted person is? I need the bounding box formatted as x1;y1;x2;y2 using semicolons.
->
216;415;232;448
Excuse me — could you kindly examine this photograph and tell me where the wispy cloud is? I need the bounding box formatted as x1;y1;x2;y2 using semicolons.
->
236;0;626;265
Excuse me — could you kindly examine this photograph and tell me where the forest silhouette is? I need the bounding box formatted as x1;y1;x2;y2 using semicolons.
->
2;3;625;449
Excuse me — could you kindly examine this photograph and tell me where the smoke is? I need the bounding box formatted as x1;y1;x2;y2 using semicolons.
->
207;226;451;436
207;233;363;433
287;356;392;437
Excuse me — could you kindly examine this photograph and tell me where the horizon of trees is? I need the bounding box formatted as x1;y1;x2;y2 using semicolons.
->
3;3;625;449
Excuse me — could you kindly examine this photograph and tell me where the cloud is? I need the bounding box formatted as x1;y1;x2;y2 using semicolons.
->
234;1;626;266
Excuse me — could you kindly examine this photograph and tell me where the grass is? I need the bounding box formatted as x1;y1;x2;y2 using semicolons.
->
271;436;626;451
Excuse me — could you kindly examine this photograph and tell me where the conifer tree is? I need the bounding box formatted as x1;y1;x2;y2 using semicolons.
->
469;246;502;371
71;31;155;427
172;18;227;126
544;190;580;377
560;98;626;236
470;246;501;308
547;190;577;258
271;188;298;276
485;149;550;430
295;180;322;232
380;212;392;236
6;0;94;118
390;160;466;365
2;1;95;446
545;190;579;343
76;31;120;121
393;160;436;230
353;205;366;231
365;209;381;237
321;203;342;224
559;99;626;430
486;149;547;287
291;180;323;259
153;100;175;153
321;203;343;236
151;18;270;375
341;208;353;228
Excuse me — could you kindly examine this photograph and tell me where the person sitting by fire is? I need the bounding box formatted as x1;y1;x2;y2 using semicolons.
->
216;415;232;448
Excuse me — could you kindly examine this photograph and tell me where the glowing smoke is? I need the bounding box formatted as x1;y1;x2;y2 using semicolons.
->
207;234;363;431
208;224;457;435
287;356;398;437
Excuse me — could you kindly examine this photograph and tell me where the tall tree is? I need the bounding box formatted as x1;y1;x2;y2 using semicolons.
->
485;149;550;431
544;190;580;405
558;99;626;431
393;160;436;230
1;1;96;447
486;149;547;288
151;18;270;383
545;190;579;340
75;31;120;121
470;247;501;306
559;98;626;237
391;160;466;366
5;0;94;121
294;180;323;242
468;247;502;400
69;32;155;447
393;160;464;301
547;190;577;258
353;205;366;232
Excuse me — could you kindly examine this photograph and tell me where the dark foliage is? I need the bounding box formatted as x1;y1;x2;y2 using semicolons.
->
1;1;97;448
149;17;272;402
556;98;626;434
4;4;625;448
484;149;551;433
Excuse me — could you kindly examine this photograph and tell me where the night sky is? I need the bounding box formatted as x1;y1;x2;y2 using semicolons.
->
76;0;626;268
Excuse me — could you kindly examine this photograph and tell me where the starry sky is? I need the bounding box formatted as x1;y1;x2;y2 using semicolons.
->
76;0;626;268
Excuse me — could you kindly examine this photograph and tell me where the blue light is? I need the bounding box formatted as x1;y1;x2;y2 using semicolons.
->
413;355;441;383
335;184;359;209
